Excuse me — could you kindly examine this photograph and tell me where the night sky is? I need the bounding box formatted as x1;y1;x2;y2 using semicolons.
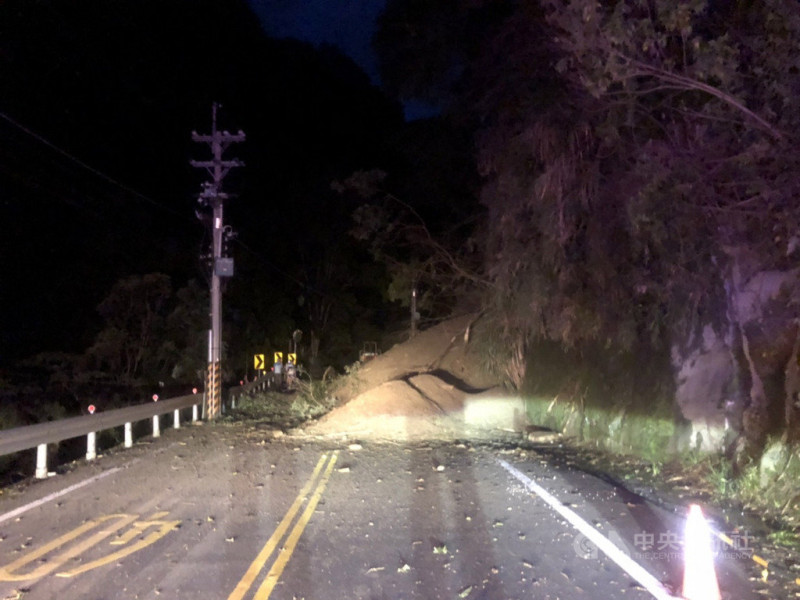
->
248;0;386;82
0;0;425;371
246;0;438;119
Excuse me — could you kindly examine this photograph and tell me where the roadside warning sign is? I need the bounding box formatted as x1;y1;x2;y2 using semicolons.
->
254;354;265;370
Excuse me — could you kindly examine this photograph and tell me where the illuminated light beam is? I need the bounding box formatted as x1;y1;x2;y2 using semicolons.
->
498;459;680;600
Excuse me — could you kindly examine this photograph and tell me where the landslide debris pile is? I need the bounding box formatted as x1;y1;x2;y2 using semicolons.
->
300;315;515;441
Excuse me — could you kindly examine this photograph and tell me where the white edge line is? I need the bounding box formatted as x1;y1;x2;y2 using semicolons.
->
498;459;680;600
0;467;122;525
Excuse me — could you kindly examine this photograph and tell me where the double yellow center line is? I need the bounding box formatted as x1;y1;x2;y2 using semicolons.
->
228;451;339;600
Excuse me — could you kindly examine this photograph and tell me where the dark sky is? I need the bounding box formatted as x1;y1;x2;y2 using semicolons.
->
246;0;439;120
247;0;386;83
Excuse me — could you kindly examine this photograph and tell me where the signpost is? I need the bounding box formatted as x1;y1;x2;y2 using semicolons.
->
254;354;265;371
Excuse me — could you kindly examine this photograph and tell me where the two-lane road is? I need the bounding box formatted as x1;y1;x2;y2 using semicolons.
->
0;423;761;599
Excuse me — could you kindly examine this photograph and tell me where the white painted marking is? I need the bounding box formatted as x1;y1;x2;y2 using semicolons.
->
498;459;680;600
0;467;122;525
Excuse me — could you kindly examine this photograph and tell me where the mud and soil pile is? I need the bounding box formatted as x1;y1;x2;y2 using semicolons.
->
300;315;514;441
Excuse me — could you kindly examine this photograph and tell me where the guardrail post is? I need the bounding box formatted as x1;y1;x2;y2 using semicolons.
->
192;404;198;422
173;408;180;429
124;422;133;448
86;432;96;461
153;415;160;438
35;443;48;479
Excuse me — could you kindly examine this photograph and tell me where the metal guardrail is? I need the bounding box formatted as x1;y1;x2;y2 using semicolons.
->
228;373;274;403
0;375;279;482
0;393;203;479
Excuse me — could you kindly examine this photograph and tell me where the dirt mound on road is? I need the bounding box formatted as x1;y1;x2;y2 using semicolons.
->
300;315;520;441
333;314;497;401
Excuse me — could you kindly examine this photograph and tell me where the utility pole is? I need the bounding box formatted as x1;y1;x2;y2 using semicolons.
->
191;103;245;420
411;286;418;338
410;282;421;338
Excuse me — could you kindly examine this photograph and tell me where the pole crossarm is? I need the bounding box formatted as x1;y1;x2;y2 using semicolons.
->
189;159;245;169
191;131;246;144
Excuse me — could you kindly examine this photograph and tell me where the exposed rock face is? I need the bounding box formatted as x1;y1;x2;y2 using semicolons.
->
671;325;737;452
729;266;799;459
671;264;800;456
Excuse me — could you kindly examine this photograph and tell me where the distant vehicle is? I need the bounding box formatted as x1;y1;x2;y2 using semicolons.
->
359;342;380;362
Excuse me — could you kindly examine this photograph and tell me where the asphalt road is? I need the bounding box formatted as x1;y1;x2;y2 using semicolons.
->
0;422;762;599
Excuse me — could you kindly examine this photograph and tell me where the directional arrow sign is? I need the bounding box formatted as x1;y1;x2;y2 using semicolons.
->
254;354;265;371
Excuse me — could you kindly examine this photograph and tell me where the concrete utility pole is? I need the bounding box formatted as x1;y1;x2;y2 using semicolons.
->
191;103;245;420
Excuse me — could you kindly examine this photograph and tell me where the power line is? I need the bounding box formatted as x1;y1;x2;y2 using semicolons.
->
0;110;185;219
233;239;306;289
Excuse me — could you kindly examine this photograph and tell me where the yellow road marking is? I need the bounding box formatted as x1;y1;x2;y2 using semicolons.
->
253;452;338;599
0;510;179;582
718;533;734;546
110;511;170;546
228;452;338;600
712;528;786;583
227;454;328;600
0;514;138;581
56;512;179;578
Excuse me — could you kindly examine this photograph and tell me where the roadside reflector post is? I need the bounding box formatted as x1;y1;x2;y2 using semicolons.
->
173;408;180;429
124;422;133;448
86;431;97;461
153;415;160;438
35;443;48;479
192;404;199;422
